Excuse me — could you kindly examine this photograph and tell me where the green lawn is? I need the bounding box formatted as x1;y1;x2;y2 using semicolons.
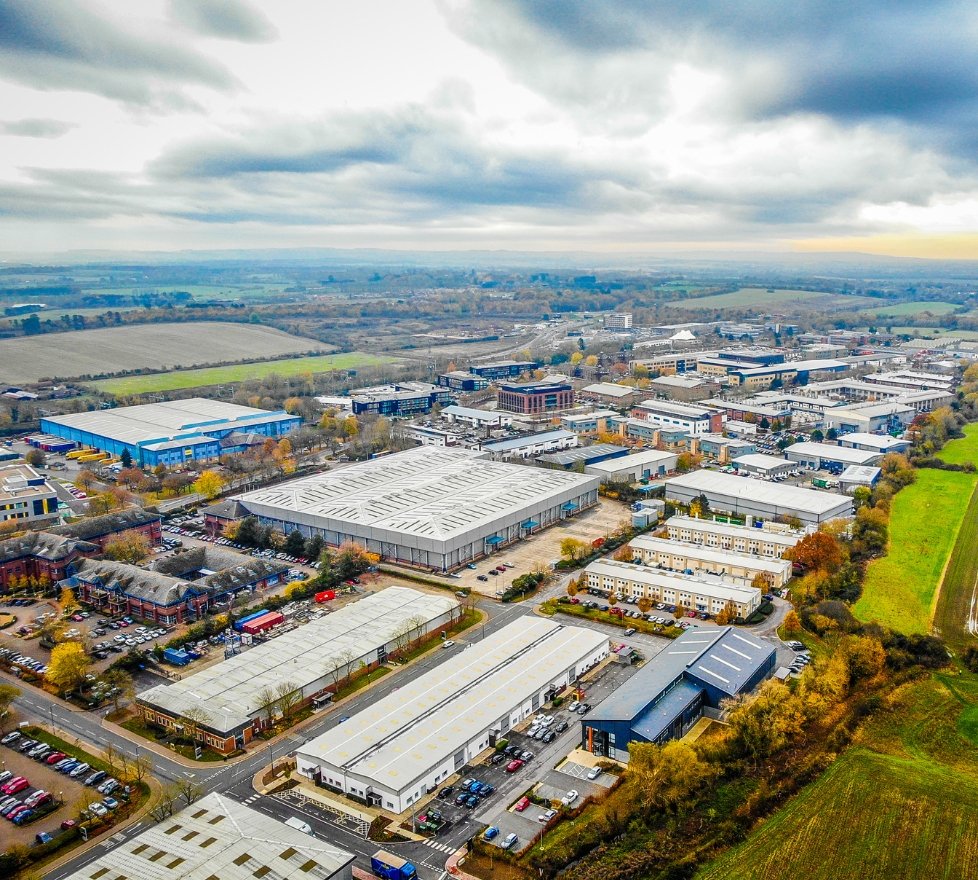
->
90;352;402;395
938;422;978;466
858;300;960;317
697;674;978;880
854;469;978;633
933;485;978;652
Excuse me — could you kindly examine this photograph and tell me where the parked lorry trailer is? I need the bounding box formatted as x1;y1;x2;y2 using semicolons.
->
370;850;417;880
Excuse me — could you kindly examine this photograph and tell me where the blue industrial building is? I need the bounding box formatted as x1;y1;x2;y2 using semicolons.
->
582;627;776;761
41;398;301;468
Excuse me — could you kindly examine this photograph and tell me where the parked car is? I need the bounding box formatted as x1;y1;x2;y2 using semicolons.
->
483;825;499;841
587;766;603;780
514;796;530;812
86;802;108;818
502;833;518;849
437;786;454;800
505;759;524;773
537;809;557;823
561;790;579;806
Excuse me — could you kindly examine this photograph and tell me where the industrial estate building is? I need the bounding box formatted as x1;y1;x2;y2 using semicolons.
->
838;433;911;454
496;378;575;414
632;399;724;435
348;381;452;416
469;360;539;380
536;443;628;470
481;429;579;460
0;464;59;527
65;792;355;880
783;442;883;470
40;399;301;467
437;370;490;392
628;534;793;587
65;549;289;626
582;627;776;759
665;470;853;525
295;617;608;813
584;559;762;617
442;404;512;429
583;448;678;482
730;453;797;478
664;515;805;557
138;587;459;753
231;447;600;571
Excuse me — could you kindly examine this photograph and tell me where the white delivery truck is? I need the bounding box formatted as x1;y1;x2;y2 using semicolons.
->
284;816;313;834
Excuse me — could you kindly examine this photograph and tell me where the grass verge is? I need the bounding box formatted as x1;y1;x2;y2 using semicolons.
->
119;718;225;761
854;468;977;632
333;666;390;700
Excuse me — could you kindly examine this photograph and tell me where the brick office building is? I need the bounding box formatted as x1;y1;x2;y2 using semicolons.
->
497;379;574;414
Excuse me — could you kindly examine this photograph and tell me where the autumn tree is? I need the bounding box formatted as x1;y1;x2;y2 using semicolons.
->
560;537;588;562
60;586;80;614
607;593;618;607
117;467;145;489
782;609;802;633
104;529;151;564
612;545;635;563
726;679;804;766
47;642;90;697
0;683;21;730
99;668;134;713
192;470;224;500
637;596;652;614
566;579;579;597
785;530;844;573
628;740;718;812
714;601;738;625
751;572;773;592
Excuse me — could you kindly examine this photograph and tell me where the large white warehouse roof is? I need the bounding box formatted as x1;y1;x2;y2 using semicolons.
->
297;617;607;795
138;587;458;734
234;446;598;546
665;469;853;519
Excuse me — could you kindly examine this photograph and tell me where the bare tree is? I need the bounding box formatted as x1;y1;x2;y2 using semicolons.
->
175;778;204;806
326;649;357;689
149;785;178;821
180;706;211;748
255;686;279;725
275;681;301;726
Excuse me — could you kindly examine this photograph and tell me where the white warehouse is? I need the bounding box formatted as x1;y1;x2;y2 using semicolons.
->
584;448;678;483
137;587;459;753
664;515;805;558
295;617;608;814
231;446;600;572
628;534;793;587
584;559;761;619
665;469;853;525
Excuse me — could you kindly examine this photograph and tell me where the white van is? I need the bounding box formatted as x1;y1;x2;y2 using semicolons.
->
285;817;313;835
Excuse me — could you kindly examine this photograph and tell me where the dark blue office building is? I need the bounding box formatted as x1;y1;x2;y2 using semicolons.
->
582;627;776;761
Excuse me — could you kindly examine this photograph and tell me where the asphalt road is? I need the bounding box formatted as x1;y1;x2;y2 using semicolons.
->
15;563;792;880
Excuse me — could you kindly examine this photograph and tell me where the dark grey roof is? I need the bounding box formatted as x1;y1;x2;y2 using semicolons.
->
219;431;267;449
0;532;97;564
72;559;190;606
52;507;160;541
631;679;703;742
153;545;288;591
588;627;775;723
200;499;251;520
537;444;629;466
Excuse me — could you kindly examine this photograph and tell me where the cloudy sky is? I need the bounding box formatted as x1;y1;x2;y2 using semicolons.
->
1;0;975;258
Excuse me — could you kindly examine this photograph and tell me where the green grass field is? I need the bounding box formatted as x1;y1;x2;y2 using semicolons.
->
854;469;978;633
879;327;978;341
681;287;873;311
90;352;402;395
933;485;978;652
697;674;978;880
858;300;960;317
938;422;978;466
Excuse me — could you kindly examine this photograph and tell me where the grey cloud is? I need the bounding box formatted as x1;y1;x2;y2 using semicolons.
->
442;0;978;155
0;118;74;137
168;0;277;43
0;0;236;106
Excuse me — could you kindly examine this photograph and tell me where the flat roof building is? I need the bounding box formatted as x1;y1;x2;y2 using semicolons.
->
232;447;600;572
295;617;608;813
664;515;805;558
0;463;59;527
730;453;796;477
582;627;775;760
481;429;579;460
584;558;762;615
537;443;629;469
665;470;853;525
437;370;490;392
349;381;452;416
559;409;618;434
632;399;724;436
649;374;720;401
138;587;459;753
584;448;678;482
469;360;539;380
837;433;911;454
61;792;355;880
579;382;643;406
627;534;793;587
839;465;882;493
783;442;883;470
823;401;916;434
442;404;512;429
40;398;300;467
497;379;574;414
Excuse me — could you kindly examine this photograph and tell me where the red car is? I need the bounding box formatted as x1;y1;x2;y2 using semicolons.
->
514;796;530;812
60;819;77;830
2;776;29;795
505;759;524;773
45;752;66;765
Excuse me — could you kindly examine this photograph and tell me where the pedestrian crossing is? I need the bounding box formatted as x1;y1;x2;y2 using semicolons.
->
421;839;455;853
242;794;262;805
